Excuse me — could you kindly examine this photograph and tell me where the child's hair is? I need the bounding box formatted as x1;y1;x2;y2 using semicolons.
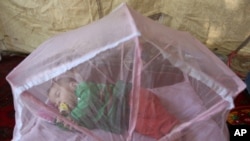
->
53;77;77;87
48;77;77;96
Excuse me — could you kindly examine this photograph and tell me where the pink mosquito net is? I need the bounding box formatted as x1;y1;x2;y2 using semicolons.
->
6;3;246;141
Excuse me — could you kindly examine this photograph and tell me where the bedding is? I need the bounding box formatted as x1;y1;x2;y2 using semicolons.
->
50;79;178;139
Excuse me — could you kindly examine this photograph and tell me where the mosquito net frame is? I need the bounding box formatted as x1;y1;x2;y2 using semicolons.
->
6;3;246;141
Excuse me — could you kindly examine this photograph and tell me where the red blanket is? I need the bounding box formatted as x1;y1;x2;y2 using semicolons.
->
136;88;179;139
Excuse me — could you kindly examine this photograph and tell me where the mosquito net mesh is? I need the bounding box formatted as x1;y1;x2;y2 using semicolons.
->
6;3;246;141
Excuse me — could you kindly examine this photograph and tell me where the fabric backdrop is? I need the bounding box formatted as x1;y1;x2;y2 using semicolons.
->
0;0;249;74
0;0;249;54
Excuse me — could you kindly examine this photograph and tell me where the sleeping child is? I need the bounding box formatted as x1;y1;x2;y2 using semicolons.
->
48;77;178;139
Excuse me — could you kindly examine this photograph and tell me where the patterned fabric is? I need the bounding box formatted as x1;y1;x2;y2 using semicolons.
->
228;108;250;125
227;90;250;125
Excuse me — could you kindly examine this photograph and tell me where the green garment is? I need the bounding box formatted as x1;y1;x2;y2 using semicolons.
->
70;80;131;134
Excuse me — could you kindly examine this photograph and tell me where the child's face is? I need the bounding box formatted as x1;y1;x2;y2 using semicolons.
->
48;81;77;111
